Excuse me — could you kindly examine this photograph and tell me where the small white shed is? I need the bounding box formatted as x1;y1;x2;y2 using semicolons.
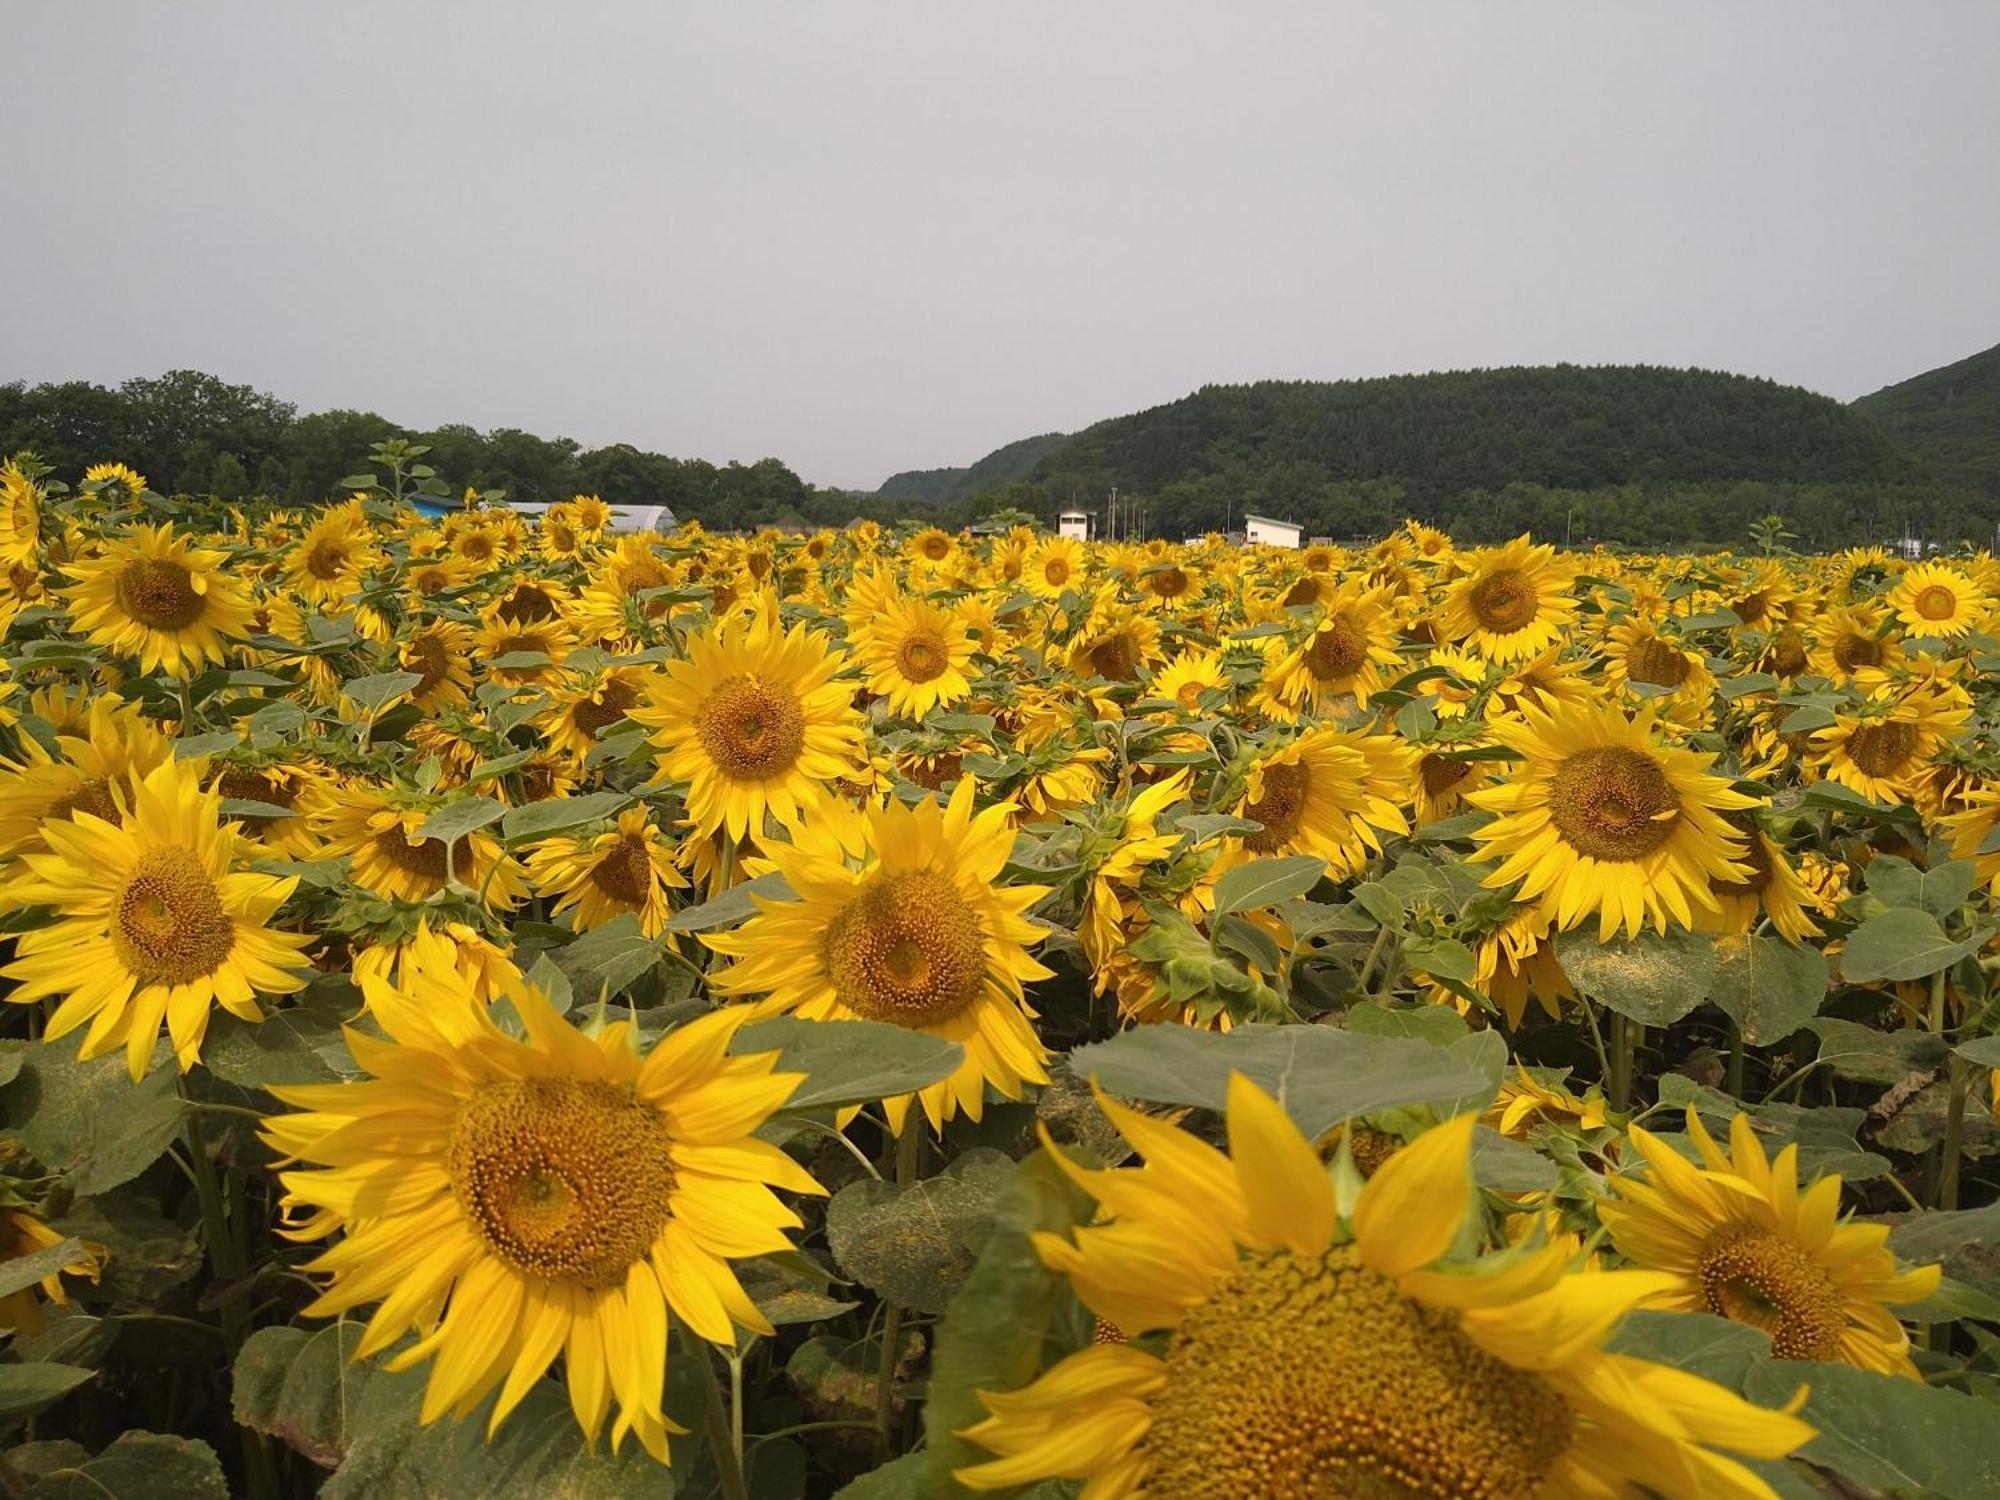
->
1057;509;1091;541
1243;513;1302;549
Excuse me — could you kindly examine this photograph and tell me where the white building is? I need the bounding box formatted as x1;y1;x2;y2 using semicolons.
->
1057;509;1091;541
1243;513;1303;549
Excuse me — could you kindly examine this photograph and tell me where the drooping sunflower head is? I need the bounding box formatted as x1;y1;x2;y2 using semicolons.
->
1469;700;1758;939
633;608;864;841
82;462;148;503
61;523;257;678
524;804;686;937
0;458;43;568
398;617;478;712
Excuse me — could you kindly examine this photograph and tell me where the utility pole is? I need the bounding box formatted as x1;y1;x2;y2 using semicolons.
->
1109;486;1118;542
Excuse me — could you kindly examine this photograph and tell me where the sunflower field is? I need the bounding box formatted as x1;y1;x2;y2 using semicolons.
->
2;449;2000;1499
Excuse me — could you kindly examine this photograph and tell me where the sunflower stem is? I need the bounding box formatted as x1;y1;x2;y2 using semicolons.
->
1608;1013;1635;1114
691;1336;749;1500
1725;1017;1746;1098
1938;1055;1970;1211
874;1123;920;1462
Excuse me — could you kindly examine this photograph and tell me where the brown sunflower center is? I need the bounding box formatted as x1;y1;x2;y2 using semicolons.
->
589;835;656;907
1913;584;1957;623
901;751;962;790
458;532;496;562
48;777;120;827
1176;679;1208;710
403;633;452;693
920;534;952;561
1143;1246;1574;1497
1832;632;1886;672
1282;576;1324;608
1305;617;1369;683
1844;721;1919;779
571;680;639;738
1625;635;1691;689
1547;746;1678;862
111;847;236;986
1242;762;1309;854
1698;1222;1847;1361
896;632;950;684
695;674;807;781
498;584;559;624
370;829;468;888
1468;569;1539;634
1419;753;1472;797
448;1078;675;1290
215;768;297;833
1088;632;1141;682
823;869;986;1027
303;537;350;582
1765;628;1808;678
1042;557;1071;588
114;558;207;630
1147;567;1190;600
1732;590;1771;626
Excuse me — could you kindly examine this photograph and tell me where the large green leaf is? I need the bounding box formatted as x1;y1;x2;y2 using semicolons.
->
547;914;664;1002
1705;935;1827;1044
1554;928;1717;1027
0;1362;95;1419
203;1002;355;1091
1840;908;1992;984
415;795;507;847
1;1034;185;1195
1068;1022;1501;1137
735;1017;964;1112
666;872;794;933
234;1322;376;1468
0;1236;86;1300
343;670;424;714
1742;1359;2000;1498
826;1150;1017;1314
1864;855;1979;918
16;1431;229;1499
1806;1017;1948;1085
1210;855;1325;915
499;790;633;844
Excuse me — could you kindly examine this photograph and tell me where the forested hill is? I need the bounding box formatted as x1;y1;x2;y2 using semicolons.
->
1852;341;2000;498
1019;366;1908;501
876;431;1071;503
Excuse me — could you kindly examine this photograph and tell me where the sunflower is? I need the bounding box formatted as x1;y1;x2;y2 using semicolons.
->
1067;598;1162;684
475;611;576;688
1148;648;1229;714
61;523;256;676
1023;536;1087;599
398;618;478;713
0;694;173;861
1078;772;1189;972
1413;747;1490;827
1812;685;1970;802
856;594;977;720
0;458;42;568
309;780;527;909
1;757;312;1079
906;526;959;568
1604;615;1715;708
1478;906;1578;1027
1469;700;1757;939
1601;1107;1940;1376
1232;726;1413;876
82;462;148;502
706;780;1052;1133
1440;535;1577;662
350;918;524;1009
525;805;686;937
1269;585;1402;714
207;761;324;858
285;502;379;606
539;666;648;762
957;1087;1812;1497
1889;560;1989;638
1807;604;1901;685
0;1210;104;1335
1689;818;1823;944
631;608;863;842
264;944;822;1464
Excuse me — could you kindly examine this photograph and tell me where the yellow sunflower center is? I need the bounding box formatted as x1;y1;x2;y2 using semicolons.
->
823;870;986;1027
112;848;236;985
571;679;639;738
114;557;207;630
1305;618;1369;684
1467;569;1539;634
896;632;950;684
1625;635;1691;689
695;674;807;781
1242;762;1308;854
1913;584;1957;622
589;835;656;907
1844;721;1919;779
1088;632;1141;682
1697;1222;1847;1360
448;1078;675;1290
1547;746;1678;862
303;537;350;581
1143;1247;1574;1497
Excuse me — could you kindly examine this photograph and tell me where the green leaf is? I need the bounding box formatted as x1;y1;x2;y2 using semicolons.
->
173;730;243;759
1955;1036;2000;1067
499;790;633;844
1344;1003;1469;1045
0;1363;95;1419
343;670;423;714
203;1001;353;1091
1840;908;1991;984
0;1237;87;1300
1210;855;1325;915
666;872;794;933
1706;935;1827;1045
1865;855;1979;917
220;798;298;821
233;1323;375;1468
1802;781;1923;830
1554;928;1717;1027
826;1150;1017;1314
415;795;506;847
548;913;663;1001
1069;1022;1500;1137
1805;1017;1948;1085
1403;936;1476;986
1777;702;1835;732
1743;1358;2000;1497
1471;1126;1559;1192
18;1431;229;1499
0;1033;186;1195
734;1017;963;1112
1174;812;1263;842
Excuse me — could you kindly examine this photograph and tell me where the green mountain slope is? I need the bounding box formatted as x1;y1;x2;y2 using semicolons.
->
875;431;1070;502
1852;342;2000;497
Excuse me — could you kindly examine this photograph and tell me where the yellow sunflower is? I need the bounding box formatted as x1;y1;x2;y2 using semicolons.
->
1689;819;1823;944
61;523;255;676
1889;560;1989;638
264;945;822;1464
631;608;863;842
856;594;977;720
82;462;148;502
1604;615;1715;708
1812;685;1969;802
308;780;527;909
958;1087;1812;1497
1601;1107;1940;1376
1440;534;1577;662
1023;536;1088;599
1;756;311;1079
1232;726;1413;876
539;666;647;762
0;1210;104;1335
1808;603;1901;685
398;617;478;714
1148;648;1229;714
475;611;576;688
0;458;43;568
285;501;379;606
1469;700;1757;939
524;805;686;937
349;918;525;1008
1269;584;1402;715
0;694;173;861
1067;597;1162;683
706;779;1052;1133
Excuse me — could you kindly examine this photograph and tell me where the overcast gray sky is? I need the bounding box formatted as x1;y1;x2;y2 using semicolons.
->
6;2;1998;490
